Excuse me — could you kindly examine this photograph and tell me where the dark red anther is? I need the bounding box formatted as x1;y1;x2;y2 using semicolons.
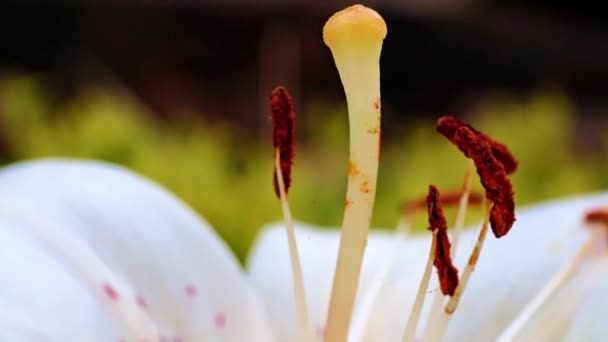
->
427;185;459;296
271;86;296;198
436;116;518;174
585;206;608;227
449;126;516;238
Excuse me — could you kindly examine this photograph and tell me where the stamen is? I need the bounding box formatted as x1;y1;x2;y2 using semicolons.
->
270;87;312;341
445;201;492;314
427;186;459;296
436;115;518;174
402;229;438;342
271;87;296;198
422;201;492;342
438;121;516;238
402;185;458;342
400;185;482;218
423;164;474;337
422;116;518;341
450;162;475;256
322;5;387;341
584;206;608;227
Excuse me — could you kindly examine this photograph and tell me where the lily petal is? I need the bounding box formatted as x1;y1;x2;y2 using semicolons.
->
0;159;276;341
248;193;608;341
247;221;422;341
509;256;608;341
362;193;608;341
0;210;131;341
562;258;608;342
441;194;608;341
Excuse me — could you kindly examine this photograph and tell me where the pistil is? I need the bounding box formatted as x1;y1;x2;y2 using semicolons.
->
322;5;387;341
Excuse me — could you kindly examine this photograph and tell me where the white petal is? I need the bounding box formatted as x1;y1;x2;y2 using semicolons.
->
562;257;608;342
442;194;608;341
0;215;128;341
247;193;608;341
361;193;608;341
507;256;608;342
247;222;404;341
0;159;276;341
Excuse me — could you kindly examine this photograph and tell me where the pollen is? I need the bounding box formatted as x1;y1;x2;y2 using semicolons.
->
584;206;608;227
271;86;296;198
427;185;459;296
348;160;360;177
436;115;518;174
437;117;516;238
360;178;371;193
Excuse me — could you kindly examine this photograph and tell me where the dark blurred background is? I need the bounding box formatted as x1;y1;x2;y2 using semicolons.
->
1;1;607;260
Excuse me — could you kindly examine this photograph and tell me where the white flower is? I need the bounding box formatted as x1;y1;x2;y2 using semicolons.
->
0;159;274;342
1;5;605;342
0;159;607;341
249;197;608;341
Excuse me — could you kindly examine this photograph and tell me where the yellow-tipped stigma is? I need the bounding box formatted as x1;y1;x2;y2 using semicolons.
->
323;4;387;342
323;5;387;49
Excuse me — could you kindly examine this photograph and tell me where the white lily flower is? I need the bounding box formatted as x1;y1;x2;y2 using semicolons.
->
1;4;606;342
0;159;606;342
248;193;608;342
0;159;276;342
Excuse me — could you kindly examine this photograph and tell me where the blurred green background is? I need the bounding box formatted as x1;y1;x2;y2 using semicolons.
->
1;74;606;261
1;1;608;262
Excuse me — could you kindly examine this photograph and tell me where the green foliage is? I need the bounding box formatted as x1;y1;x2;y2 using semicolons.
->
0;74;606;261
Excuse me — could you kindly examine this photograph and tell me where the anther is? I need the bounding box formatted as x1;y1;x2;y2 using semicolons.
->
270;86;311;341
271;86;296;198
437;118;516;238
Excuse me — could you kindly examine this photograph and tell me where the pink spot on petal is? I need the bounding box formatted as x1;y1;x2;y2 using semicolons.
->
185;284;197;298
103;283;119;301
172;337;183;342
214;312;227;328
315;326;325;338
158;336;168;342
136;294;147;309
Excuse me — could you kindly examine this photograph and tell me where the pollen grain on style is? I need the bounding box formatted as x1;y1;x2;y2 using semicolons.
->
348;160;361;177
373;97;381;111
360;178;371;194
367;126;380;134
